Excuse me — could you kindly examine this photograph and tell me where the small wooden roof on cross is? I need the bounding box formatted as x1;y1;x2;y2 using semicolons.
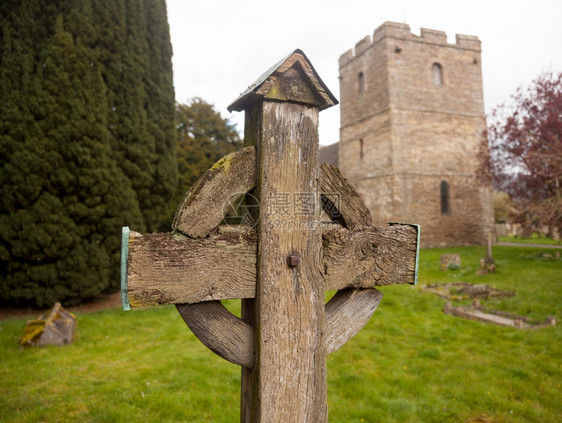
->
228;49;338;112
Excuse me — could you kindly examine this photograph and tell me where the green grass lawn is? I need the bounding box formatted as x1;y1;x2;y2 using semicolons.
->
1;245;560;422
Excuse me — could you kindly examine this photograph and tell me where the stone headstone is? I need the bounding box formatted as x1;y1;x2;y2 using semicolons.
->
21;302;76;348
440;254;461;270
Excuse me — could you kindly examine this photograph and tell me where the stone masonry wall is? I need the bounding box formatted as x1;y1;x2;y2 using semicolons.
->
338;22;494;247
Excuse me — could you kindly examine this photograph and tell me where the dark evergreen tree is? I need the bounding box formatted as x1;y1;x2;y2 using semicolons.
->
0;0;175;306
90;0;176;232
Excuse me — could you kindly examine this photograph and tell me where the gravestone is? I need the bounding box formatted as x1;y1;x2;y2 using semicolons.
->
440;253;461;270
21;302;76;348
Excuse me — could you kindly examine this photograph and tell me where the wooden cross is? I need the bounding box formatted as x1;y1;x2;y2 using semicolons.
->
121;50;419;422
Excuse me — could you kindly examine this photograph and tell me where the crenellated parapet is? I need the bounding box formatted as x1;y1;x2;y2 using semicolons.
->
339;21;481;68
455;33;481;50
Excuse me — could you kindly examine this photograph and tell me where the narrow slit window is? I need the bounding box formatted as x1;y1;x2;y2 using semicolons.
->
432;63;443;86
440;180;450;214
359;138;364;160
358;72;365;94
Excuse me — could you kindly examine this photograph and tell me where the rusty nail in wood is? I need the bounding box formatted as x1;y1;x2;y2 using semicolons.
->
287;253;301;267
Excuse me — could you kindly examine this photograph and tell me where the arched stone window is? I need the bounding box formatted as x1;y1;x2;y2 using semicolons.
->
440;180;450;214
432;63;443;86
358;72;365;94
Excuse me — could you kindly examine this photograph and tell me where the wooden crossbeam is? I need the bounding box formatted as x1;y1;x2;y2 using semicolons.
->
124;224;417;307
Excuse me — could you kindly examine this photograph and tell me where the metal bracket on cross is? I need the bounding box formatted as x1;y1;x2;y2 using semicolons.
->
121;49;419;422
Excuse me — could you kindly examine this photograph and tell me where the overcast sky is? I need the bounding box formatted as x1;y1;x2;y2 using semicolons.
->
166;0;562;145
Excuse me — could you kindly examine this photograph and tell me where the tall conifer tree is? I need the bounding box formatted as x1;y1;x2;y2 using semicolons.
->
0;0;175;306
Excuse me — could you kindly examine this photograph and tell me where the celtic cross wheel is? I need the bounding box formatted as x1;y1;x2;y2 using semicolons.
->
172;147;387;368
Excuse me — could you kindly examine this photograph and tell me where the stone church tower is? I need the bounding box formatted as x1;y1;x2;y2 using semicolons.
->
337;22;494;247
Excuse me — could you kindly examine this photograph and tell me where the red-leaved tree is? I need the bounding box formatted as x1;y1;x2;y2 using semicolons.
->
480;72;562;236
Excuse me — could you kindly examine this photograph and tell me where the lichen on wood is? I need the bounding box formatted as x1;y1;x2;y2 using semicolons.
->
172;146;256;238
21;303;76;348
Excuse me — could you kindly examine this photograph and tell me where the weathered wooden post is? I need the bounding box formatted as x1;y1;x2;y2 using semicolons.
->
121;50;420;422
228;50;333;421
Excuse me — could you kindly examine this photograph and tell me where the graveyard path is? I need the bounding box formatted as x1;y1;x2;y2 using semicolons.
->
497;242;561;249
0;291;122;321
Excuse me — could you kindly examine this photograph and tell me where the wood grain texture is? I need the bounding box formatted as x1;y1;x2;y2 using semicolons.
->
319;163;372;231
126;228;256;307
173;289;385;368
125;225;417;307
172;146;256;238
325;288;383;354
171;148;371;236
323;224;418;290
253;101;327;422
257;52;338;111
240;103;260;423
176;301;253;369
320;163;386;355
240;296;254;423
228;50;338;113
